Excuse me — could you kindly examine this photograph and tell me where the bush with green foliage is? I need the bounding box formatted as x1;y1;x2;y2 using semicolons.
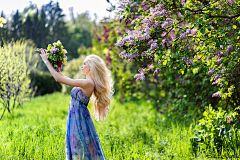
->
88;16;219;120
89;0;240;120
28;69;62;96
191;105;240;158
0;39;38;120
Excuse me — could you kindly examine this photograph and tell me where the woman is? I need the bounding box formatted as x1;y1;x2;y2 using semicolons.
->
40;49;114;160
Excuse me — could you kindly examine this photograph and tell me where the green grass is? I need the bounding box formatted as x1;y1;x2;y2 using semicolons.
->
0;92;224;159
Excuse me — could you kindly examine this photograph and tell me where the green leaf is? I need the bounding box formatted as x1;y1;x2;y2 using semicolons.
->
233;25;237;29
200;29;205;34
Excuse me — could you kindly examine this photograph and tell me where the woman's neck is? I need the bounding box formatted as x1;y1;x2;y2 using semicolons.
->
86;72;92;80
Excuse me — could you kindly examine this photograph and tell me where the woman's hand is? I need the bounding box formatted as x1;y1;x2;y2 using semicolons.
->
39;48;48;63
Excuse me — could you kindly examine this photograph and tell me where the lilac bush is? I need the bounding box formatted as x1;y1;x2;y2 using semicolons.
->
114;0;240;101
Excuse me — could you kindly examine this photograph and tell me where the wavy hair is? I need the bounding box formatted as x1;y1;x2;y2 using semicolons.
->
85;54;114;121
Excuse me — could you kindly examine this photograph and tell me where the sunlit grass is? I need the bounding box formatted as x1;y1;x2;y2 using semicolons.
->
1;92;236;159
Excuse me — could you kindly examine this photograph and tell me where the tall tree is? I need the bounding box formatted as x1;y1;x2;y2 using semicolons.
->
67;10;96;59
11;10;22;40
43;1;70;44
32;9;40;46
39;7;49;48
22;15;33;40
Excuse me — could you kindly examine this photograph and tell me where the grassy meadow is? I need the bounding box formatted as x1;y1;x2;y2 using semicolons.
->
0;92;212;159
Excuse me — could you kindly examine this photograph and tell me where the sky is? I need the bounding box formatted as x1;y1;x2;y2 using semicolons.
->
0;0;117;22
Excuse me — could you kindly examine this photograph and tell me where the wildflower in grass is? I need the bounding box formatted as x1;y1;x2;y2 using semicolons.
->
226;116;231;120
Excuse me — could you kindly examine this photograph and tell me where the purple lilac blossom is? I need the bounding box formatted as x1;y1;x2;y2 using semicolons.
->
156;4;164;10
147;64;153;69
144;5;149;11
116;15;123;20
179;32;187;40
141;19;150;24
181;0;186;5
115;40;124;47
130;2;137;7
149;43;158;51
186;29;191;34
161;39;166;48
177;11;184;18
153;68;161;76
119;51;126;56
148;39;157;46
138;68;146;74
50;48;56;54
214;75;220;80
215;59;221;64
212;92;221;97
227;0;234;4
227;45;233;54
141;1;146;6
134;73;145;81
118;3;126;9
125;52;138;62
153;21;160;28
191;29;198;35
159;10;167;16
170;30;176;40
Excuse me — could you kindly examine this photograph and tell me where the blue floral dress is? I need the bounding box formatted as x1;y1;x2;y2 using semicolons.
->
65;87;106;160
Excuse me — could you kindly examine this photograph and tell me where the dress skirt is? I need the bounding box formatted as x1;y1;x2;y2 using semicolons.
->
65;87;106;160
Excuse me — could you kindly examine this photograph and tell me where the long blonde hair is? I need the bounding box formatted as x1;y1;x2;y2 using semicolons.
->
85;54;114;121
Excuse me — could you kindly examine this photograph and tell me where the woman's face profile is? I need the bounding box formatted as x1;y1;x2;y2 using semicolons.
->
81;61;90;74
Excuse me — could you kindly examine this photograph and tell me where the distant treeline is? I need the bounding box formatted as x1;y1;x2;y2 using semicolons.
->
0;0;96;68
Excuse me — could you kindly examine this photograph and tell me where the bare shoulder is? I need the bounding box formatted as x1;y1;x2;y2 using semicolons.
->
86;78;95;87
79;79;95;98
81;78;95;89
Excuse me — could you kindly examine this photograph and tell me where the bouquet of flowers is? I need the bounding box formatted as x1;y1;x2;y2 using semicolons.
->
36;40;68;72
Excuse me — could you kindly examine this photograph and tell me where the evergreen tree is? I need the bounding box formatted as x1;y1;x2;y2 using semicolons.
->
32;9;40;46
51;2;69;44
39;7;48;48
11;10;22;40
22;15;33;40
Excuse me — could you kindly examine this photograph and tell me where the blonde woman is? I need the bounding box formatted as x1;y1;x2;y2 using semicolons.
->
40;50;114;160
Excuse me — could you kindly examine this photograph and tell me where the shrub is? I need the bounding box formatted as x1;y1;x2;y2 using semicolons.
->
191;105;240;158
0;39;38;120
28;69;62;96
